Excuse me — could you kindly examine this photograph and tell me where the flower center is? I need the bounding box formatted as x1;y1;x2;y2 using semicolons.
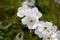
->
30;20;33;22
47;37;50;40
44;27;47;29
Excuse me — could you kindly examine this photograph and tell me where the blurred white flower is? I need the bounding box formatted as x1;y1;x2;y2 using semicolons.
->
22;0;35;7
22;15;39;29
28;0;35;6
22;0;28;7
15;33;24;40
17;7;42;18
35;21;57;38
43;31;60;40
54;0;60;4
17;6;30;17
43;32;58;40
57;31;60;40
32;7;42;18
51;25;57;34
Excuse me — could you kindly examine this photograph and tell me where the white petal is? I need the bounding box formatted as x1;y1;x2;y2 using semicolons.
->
52;25;57;32
17;10;25;17
34;30;43;38
29;0;35;6
30;23;37;29
22;0;28;7
32;7;42;18
42;30;50;37
57;31;60;40
18;6;30;11
22;17;28;24
18;7;22;11
51;32;57;38
39;21;45;25
54;39;58;40
24;9;36;16
37;24;43;32
28;23;37;29
17;6;30;17
28;2;35;6
45;21;53;27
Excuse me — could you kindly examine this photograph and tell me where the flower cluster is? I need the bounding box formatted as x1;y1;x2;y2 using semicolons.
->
17;0;60;40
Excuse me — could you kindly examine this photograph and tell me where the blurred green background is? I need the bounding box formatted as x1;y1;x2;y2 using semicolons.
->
0;0;60;40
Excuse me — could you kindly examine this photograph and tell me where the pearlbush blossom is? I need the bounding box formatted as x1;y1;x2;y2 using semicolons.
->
17;7;42;18
17;6;42;29
22;15;39;29
54;0;60;4
35;21;57;38
22;0;35;7
43;31;60;40
42;33;58;40
17;6;29;17
56;31;60;40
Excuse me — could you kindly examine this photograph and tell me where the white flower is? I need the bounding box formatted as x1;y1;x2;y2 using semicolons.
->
43;32;58;40
22;15;39;29
17;6;30;17
32;7;42;18
43;31;60;40
51;25;57;34
22;0;28;7
57;31;60;40
54;0;60;4
15;33;24;40
34;21;57;38
22;0;35;7
17;7;42;18
34;25;44;38
28;0;35;6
